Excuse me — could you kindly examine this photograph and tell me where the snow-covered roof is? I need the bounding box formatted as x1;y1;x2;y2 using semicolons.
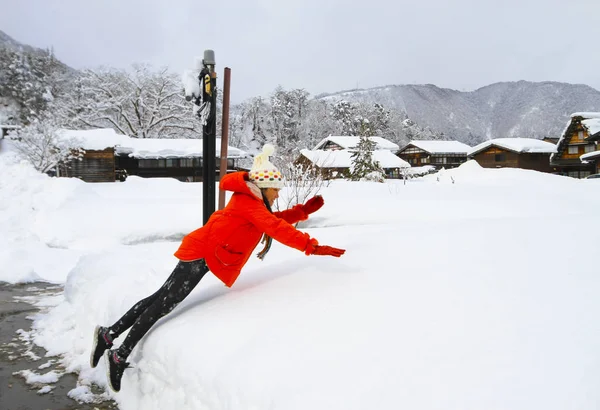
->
571;112;600;119
313;136;399;151
403;140;471;154
551;112;600;162
468;138;557;156
582;118;600;138
115;138;248;159
581;150;600;162
300;149;410;169
58;128;129;150
57;128;248;159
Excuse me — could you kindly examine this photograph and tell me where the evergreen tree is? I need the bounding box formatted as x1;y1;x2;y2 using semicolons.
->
349;136;385;182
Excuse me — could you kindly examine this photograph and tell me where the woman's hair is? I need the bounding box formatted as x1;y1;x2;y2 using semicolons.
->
256;189;273;260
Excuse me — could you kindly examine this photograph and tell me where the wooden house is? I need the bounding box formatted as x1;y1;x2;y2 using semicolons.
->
467;138;556;172
581;150;600;175
114;138;247;182
296;149;410;179
299;135;407;179
59;129;126;182
397;140;471;169
550;113;600;178
58;128;248;183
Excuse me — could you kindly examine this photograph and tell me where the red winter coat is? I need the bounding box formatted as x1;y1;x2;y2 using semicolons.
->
174;171;314;287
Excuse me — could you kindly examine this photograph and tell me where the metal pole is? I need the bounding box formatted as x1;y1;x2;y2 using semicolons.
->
218;67;231;210
201;50;217;225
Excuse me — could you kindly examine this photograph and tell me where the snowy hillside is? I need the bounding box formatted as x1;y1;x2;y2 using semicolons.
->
318;81;600;143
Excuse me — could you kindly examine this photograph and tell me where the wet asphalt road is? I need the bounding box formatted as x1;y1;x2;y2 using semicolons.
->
0;282;117;410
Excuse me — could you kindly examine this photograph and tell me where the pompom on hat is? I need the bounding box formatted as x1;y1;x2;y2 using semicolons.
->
249;144;284;189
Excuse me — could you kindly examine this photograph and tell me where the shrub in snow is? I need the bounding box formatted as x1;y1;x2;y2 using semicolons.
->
8;117;83;174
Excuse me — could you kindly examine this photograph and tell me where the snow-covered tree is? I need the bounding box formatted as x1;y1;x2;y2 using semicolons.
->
331;100;358;135
299;99;336;149
0;46;71;123
238;96;273;150
270;86;310;152
349;136;385;182
57;64;199;139
8;114;83;174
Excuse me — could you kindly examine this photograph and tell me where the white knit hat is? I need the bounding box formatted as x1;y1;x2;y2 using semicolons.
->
249;144;284;189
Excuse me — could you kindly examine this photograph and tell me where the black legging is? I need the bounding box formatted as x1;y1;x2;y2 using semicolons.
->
109;259;209;359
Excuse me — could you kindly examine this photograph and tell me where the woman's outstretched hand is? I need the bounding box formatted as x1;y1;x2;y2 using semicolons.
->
312;245;346;257
302;195;324;215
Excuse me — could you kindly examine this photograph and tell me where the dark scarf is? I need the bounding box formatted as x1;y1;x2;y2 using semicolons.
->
256;192;273;260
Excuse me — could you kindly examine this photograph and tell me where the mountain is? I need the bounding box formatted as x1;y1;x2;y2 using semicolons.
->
317;81;600;142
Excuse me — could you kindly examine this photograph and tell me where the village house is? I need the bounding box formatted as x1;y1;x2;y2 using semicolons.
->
581;150;600;176
467;138;557;172
550;112;600;178
396;140;471;170
296;135;408;179
296;148;410;179
58;128;248;183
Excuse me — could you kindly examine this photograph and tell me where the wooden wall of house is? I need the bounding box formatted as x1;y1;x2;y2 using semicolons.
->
66;149;115;182
472;147;518;168
398;151;466;169
517;153;552;173
472;147;553;172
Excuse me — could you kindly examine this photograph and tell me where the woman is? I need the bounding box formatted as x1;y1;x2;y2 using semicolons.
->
90;144;345;392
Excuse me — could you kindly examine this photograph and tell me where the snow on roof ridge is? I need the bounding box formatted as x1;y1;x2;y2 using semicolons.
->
571;112;600;119
301;148;409;168
468;137;557;156
406;140;472;154
56;128;249;158
314;135;399;151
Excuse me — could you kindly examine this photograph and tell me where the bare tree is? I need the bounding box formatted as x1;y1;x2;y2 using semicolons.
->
274;151;329;212
57;64;200;139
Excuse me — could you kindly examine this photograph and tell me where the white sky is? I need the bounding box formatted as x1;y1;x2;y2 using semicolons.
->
2;0;600;103
2;142;600;409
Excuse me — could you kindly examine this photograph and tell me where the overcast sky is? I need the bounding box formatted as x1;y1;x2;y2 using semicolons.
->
1;0;599;103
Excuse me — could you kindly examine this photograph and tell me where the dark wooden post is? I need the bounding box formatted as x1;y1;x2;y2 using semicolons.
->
218;67;231;210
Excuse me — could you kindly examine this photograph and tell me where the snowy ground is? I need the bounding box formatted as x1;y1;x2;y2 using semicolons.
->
1;148;600;410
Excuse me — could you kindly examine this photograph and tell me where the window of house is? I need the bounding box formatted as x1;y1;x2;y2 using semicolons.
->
584;144;596;153
495;153;506;162
227;158;235;169
166;159;178;167
580;171;591;178
180;158;194;167
568;146;579;155
568;171;580;178
139;159;159;168
157;159;166;168
578;131;584;140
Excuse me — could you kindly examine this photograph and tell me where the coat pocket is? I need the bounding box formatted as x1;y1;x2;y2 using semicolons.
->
214;244;245;266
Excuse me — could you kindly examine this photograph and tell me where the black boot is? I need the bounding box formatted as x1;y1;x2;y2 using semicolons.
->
105;350;131;392
90;326;113;368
